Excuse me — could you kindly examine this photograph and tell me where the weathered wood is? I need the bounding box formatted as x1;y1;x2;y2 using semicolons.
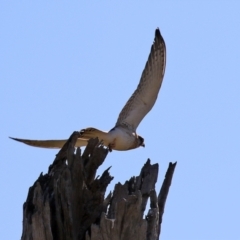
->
21;132;176;240
157;162;177;237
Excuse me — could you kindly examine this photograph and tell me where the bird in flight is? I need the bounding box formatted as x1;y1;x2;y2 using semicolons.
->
10;28;166;151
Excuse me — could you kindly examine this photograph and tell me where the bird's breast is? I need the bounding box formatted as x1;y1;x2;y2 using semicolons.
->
108;128;137;150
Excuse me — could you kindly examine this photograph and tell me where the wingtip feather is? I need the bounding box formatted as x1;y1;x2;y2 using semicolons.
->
9;136;21;142
155;28;160;37
155;28;164;41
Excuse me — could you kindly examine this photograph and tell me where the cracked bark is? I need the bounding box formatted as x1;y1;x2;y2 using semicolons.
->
21;131;177;240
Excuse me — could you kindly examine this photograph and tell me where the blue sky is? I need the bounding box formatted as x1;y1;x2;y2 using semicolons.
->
1;2;240;240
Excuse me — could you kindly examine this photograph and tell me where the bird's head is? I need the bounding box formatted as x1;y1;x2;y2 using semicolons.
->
138;135;145;148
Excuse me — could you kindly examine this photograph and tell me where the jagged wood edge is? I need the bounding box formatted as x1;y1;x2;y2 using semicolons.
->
87;159;177;240
157;162;177;238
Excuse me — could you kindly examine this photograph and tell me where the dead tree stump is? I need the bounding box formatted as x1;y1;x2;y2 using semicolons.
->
21;132;176;240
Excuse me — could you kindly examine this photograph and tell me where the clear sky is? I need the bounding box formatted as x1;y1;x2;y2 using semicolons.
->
1;2;240;240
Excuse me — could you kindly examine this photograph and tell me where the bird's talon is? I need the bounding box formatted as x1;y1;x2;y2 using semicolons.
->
108;144;113;152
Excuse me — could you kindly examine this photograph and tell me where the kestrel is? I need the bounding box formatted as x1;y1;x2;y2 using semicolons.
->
10;28;166;151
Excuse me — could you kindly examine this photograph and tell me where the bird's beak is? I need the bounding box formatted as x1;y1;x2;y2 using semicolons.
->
141;143;145;148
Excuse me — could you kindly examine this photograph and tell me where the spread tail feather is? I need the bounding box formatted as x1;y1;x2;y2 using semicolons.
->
9;137;89;149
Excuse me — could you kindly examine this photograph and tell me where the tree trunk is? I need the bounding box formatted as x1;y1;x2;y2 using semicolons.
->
21;131;176;240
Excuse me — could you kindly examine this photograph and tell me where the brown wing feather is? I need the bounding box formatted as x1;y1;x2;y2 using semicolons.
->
80;127;108;139
115;28;166;131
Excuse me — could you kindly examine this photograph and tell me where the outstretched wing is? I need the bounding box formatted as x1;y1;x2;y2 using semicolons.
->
115;28;166;131
9;137;89;149
10;128;109;149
